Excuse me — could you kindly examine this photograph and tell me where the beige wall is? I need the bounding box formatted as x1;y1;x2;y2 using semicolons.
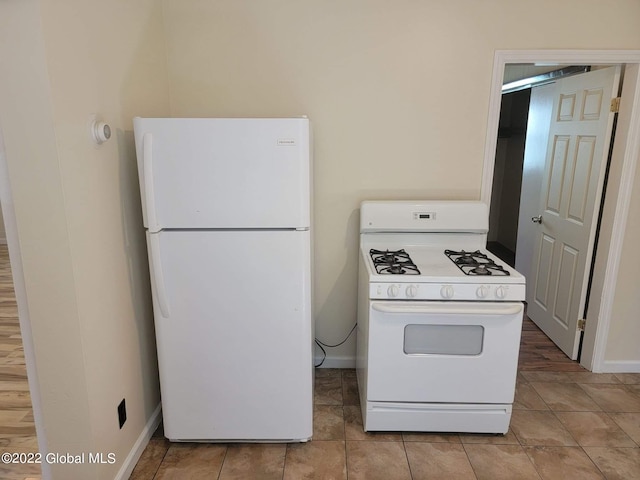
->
161;0;640;364
2;4;639;477
0;0;169;478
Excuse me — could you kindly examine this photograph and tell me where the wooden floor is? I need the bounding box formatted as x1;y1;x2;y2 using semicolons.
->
0;243;622;479
518;315;586;371
0;245;40;480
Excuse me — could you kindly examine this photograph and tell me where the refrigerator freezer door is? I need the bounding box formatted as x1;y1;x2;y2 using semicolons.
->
146;229;313;441
134;117;310;231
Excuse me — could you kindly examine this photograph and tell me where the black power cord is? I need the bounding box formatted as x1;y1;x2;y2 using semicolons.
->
314;323;357;368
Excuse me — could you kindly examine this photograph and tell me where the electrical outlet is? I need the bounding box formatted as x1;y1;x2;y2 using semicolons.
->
118;399;127;429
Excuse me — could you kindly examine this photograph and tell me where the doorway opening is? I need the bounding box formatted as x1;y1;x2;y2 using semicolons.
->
481;50;640;372
487;85;531;268
489;64;621;364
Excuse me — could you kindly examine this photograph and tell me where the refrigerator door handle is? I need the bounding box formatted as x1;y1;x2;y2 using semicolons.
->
143;133;160;233
148;233;171;318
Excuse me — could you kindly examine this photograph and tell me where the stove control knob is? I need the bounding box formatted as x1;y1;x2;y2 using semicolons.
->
476;285;489;298
388;285;400;298
406;285;418;298
495;286;507;299
440;285;454;299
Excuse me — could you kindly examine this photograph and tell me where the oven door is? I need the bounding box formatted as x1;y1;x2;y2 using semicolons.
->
366;301;523;404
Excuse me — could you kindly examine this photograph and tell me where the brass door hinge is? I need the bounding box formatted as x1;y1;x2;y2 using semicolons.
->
578;319;586;331
611;97;621;113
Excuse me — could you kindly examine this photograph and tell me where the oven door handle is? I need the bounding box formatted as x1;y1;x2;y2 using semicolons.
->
371;302;523;316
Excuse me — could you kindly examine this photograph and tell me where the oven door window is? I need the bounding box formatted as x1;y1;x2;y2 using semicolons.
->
404;324;484;355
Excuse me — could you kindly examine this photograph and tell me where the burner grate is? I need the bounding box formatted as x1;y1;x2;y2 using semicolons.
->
370;249;421;275
444;249;510;276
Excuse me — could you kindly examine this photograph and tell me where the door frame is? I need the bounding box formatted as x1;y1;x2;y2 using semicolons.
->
481;50;640;372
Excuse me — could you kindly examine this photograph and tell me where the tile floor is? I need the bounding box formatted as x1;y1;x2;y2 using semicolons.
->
131;343;640;479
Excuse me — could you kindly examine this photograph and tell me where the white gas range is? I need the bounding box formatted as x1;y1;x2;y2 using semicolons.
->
356;201;526;434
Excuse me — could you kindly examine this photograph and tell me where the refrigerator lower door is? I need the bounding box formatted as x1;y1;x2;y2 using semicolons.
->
146;229;313;441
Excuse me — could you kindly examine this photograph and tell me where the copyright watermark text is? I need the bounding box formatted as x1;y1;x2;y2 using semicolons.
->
1;452;116;465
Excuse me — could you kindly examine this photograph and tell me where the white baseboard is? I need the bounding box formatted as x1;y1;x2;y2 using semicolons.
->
315;355;356;369
600;360;640;373
114;403;162;480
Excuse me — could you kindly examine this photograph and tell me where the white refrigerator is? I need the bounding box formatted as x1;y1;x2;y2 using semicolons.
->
133;117;313;442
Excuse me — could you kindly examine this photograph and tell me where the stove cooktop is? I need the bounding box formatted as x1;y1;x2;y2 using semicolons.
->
369;249;421;275
362;242;524;287
368;247;514;278
358;201;526;301
362;245;525;300
444;249;510;276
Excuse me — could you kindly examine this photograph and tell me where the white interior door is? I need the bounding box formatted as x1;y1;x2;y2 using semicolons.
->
528;66;621;360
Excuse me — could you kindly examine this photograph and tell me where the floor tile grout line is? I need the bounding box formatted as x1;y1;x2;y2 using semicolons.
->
341;372;349;480
214;444;228;480
281;442;288;480
343;413;349;479
578;381;640;413
400;433;413;480
581;444;610;479
623;383;640;397
519;444;544;480
546;407;640;452
459;442;480;480
609;413;640;448
150;441;171;480
344;438;349;480
581;444;609;480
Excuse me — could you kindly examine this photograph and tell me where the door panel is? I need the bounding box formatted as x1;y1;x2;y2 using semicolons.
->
568;136;596;223
554;244;579;327
546;135;569;213
534;234;555;308
528;66;621;359
559;93;576;120
582;88;604;119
